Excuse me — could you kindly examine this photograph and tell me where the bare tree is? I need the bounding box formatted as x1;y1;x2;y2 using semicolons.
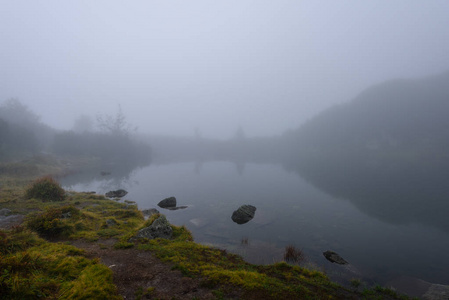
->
96;104;133;137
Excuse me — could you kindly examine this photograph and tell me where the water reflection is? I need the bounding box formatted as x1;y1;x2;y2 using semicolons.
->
284;156;449;234
60;158;449;287
59;160;148;194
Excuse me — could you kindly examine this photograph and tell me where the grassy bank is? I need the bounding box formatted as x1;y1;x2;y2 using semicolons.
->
0;155;414;299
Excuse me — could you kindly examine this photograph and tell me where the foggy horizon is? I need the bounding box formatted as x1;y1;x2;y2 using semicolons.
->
2;1;449;138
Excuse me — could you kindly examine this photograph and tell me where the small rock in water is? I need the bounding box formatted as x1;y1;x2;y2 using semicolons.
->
157;197;177;208
105;189;128;198
231;205;257;225
323;250;348;265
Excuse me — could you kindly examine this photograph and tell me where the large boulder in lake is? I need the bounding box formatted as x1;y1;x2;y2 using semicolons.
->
105;189;128;198
134;215;173;240
158;197;176;209
323;250;348;265
231;205;256;224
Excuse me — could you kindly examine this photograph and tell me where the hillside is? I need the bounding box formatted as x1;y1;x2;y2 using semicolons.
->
282;71;449;232
289;70;449;154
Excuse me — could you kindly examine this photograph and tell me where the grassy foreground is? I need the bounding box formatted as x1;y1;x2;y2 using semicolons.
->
0;155;414;299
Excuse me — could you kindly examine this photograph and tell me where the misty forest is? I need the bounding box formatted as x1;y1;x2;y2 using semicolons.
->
2;2;449;299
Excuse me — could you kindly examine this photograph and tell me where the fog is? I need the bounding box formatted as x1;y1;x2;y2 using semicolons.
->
1;1;449;138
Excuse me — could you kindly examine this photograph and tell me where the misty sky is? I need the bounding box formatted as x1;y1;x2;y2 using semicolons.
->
1;1;449;138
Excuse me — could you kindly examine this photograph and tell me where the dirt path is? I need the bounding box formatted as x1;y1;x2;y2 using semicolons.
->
71;240;218;300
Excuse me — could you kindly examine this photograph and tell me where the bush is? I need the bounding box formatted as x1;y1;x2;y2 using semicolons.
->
25;176;65;202
26;206;80;237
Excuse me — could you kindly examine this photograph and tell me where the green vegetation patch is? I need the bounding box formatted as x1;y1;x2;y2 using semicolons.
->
0;227;119;299
136;219;329;299
25;176;66;202
26;205;80;238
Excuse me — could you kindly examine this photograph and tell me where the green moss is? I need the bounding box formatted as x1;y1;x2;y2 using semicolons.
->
97;228;121;238
0;228;117;299
113;241;134;249
25;206;80;238
60;264;120;300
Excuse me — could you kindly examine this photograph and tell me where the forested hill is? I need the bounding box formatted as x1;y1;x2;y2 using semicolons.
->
285;70;449;157
281;71;449;232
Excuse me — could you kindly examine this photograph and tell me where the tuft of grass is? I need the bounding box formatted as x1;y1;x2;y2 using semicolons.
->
25;176;66;202
59;264;121;299
134;286;155;299
350;278;362;289
113;241;134;249
283;245;305;264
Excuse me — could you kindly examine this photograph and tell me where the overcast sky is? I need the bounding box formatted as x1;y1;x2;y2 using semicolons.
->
1;1;449;138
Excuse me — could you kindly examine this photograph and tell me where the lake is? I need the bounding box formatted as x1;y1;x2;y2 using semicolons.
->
60;161;449;289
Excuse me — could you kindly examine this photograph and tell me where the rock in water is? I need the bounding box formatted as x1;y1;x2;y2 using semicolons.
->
158;197;177;208
323;250;348;265
231;205;256;224
105;189;128;198
134;215;173;240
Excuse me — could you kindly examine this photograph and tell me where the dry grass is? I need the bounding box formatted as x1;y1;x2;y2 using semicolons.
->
283;245;305;264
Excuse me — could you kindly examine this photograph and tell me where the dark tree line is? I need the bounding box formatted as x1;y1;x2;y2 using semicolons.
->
0;99;150;165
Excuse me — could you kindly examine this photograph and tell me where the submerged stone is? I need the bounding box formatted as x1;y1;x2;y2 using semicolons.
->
231;204;256;225
323;250;348;265
105;189;128;198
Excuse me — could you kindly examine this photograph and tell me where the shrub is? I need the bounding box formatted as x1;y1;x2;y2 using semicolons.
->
26;206;80;237
25;176;65;202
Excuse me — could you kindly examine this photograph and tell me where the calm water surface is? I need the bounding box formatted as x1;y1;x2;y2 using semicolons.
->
61;161;449;286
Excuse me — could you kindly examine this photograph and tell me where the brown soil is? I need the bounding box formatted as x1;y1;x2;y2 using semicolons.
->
71;239;219;300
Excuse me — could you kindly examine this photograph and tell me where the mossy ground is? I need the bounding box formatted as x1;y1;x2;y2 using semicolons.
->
0;155;415;299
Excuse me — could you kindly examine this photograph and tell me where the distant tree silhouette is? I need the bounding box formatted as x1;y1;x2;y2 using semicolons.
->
96;104;133;137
